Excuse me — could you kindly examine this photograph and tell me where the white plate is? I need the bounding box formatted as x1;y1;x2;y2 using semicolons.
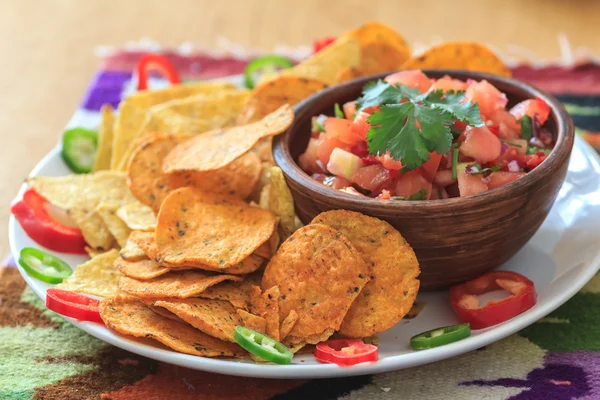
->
8;138;600;379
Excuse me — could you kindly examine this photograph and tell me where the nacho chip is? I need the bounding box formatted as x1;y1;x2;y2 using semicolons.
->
97;204;131;248
114;257;170;280
312;210;420;337
111;81;235;170
28;171;136;210
92;104;115;171
262;224;369;344
85;247;104;258
118;270;242;299
238;76;327;124
155;187;277;268
259;166;296;240
67;208;115;252
146;304;182;322
116;202;157;231
199;273;262;304
128;230;155;257
401;42;511;77
57;249;121;296
163;105;294;173
154;298;241;342
283;35;361;86
119;239;147;261
237;309;266;334
280;310;299;341
350;21;411;75
335;66;363;84
262;286;280;341
100;295;243;357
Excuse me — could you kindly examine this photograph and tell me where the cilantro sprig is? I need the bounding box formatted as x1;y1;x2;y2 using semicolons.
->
393;189;427;201
359;80;484;170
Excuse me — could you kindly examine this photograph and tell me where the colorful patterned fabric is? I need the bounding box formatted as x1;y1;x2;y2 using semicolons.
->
1;50;599;399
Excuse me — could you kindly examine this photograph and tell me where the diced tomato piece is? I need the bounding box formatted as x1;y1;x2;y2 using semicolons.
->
350;140;369;157
421;152;443;181
487;109;520;140
377;189;392;200
460;126;502;163
317;133;347;167
351;111;371;141
343;101;357;120
361;155;380;166
324;117;358;145
465;80;508;118
385;70;432;93
506;139;528;155
299;137;323;174
430;75;467;93
457;164;489;196
433;169;456;187
510;97;551;125
327;148;364;180
487;171;526;189
526;153;547;169
395;171;433;199
351;164;392;193
377;153;404;171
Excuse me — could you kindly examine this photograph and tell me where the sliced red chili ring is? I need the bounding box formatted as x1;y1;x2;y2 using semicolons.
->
45;289;103;323
314;339;378;366
136;53;181;91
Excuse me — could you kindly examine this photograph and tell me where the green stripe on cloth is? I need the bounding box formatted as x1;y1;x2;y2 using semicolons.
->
564;103;600;116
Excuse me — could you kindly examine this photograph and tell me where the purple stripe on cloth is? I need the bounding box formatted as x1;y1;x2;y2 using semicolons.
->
81;71;132;111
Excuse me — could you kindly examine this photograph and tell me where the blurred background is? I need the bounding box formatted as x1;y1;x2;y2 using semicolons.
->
0;0;598;254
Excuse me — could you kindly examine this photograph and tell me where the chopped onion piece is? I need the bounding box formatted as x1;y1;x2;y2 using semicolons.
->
508;160;520;172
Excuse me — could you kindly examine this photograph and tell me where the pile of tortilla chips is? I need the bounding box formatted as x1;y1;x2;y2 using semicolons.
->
23;20;513;361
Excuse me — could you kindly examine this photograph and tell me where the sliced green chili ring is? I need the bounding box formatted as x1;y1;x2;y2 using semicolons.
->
243;55;294;89
18;247;72;284
410;323;471;350
233;326;293;364
61;128;98;174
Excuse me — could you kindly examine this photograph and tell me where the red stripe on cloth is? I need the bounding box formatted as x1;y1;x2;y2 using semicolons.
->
512;63;600;95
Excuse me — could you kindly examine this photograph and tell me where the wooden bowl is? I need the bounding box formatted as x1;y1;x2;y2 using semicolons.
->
273;70;574;290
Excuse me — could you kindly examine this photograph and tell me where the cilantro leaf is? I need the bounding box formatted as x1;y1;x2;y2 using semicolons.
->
413;106;453;154
468;164;502;175
520;115;533;140
426;90;484;127
334;103;344;119
526;145;551;155
357;80;420;111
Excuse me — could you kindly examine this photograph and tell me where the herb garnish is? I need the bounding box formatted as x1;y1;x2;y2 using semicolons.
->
359;80;484;170
520;115;533;140
526;146;551;155
393;189;427;201
467;163;502;175
334;103;345;119
312;120;325;133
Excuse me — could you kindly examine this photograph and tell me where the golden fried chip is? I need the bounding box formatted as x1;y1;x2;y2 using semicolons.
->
262;224;369;344
335;66;363;84
350;21;411;75
155;187;277;268
67;208;115;252
111;81;235;170
236;309;266;334
154;298;241;342
93;104;115;171
199;273;262;304
100;295;243;357
85;247;104;258
401;42;511;77
119;239;147;261
280;310;299;341
97;204;131;248
116;202;157;231
118;270;242;299
57;249;121;296
28;171;137;210
128;230;155;257
312;210;420;337
262;286;280;341
283;35;361;86
114;257;170;280
259;166;296;240
146;304;182;321
238;76;327;124
162;105;294;173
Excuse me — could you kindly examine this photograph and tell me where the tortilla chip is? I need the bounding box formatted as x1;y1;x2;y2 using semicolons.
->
259;166;296;240
93;104;115;171
67;208;115;252
218;254;264;275
335;66;363;84
312;210;420;337
280;310;299;341
146;303;182;321
262;224;369;344
238;76;327;124
261;286;281;341
163;104;294;173
128;230;155;257
155;187;277;269
118;270;242;299
350;21;411;75
85;247;104;258
401;42;511;77
254;241;271;259
119;238;148;261
116;202;157;231
110;81;235;170
198;273;262;304
57;249;121;296
114;257;170;280
100;295;243;357
283;35;361;86
154;298;241;342
97;204;131;248
237;309;266;333
28;171;137;210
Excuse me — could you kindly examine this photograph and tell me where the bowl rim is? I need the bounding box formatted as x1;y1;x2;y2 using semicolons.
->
273;69;575;211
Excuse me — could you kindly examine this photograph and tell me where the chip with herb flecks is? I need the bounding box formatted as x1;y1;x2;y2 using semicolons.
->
114;257;171;281
237;309;267;334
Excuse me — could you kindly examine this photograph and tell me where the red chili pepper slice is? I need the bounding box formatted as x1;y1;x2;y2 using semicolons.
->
46;289;103;323
314;339;378;366
450;271;537;330
313;36;336;53
11;189;87;254
136;53;181;91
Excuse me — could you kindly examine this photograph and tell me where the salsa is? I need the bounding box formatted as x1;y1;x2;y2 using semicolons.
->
298;70;554;200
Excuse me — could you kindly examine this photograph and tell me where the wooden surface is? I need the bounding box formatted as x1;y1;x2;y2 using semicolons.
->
0;0;598;255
